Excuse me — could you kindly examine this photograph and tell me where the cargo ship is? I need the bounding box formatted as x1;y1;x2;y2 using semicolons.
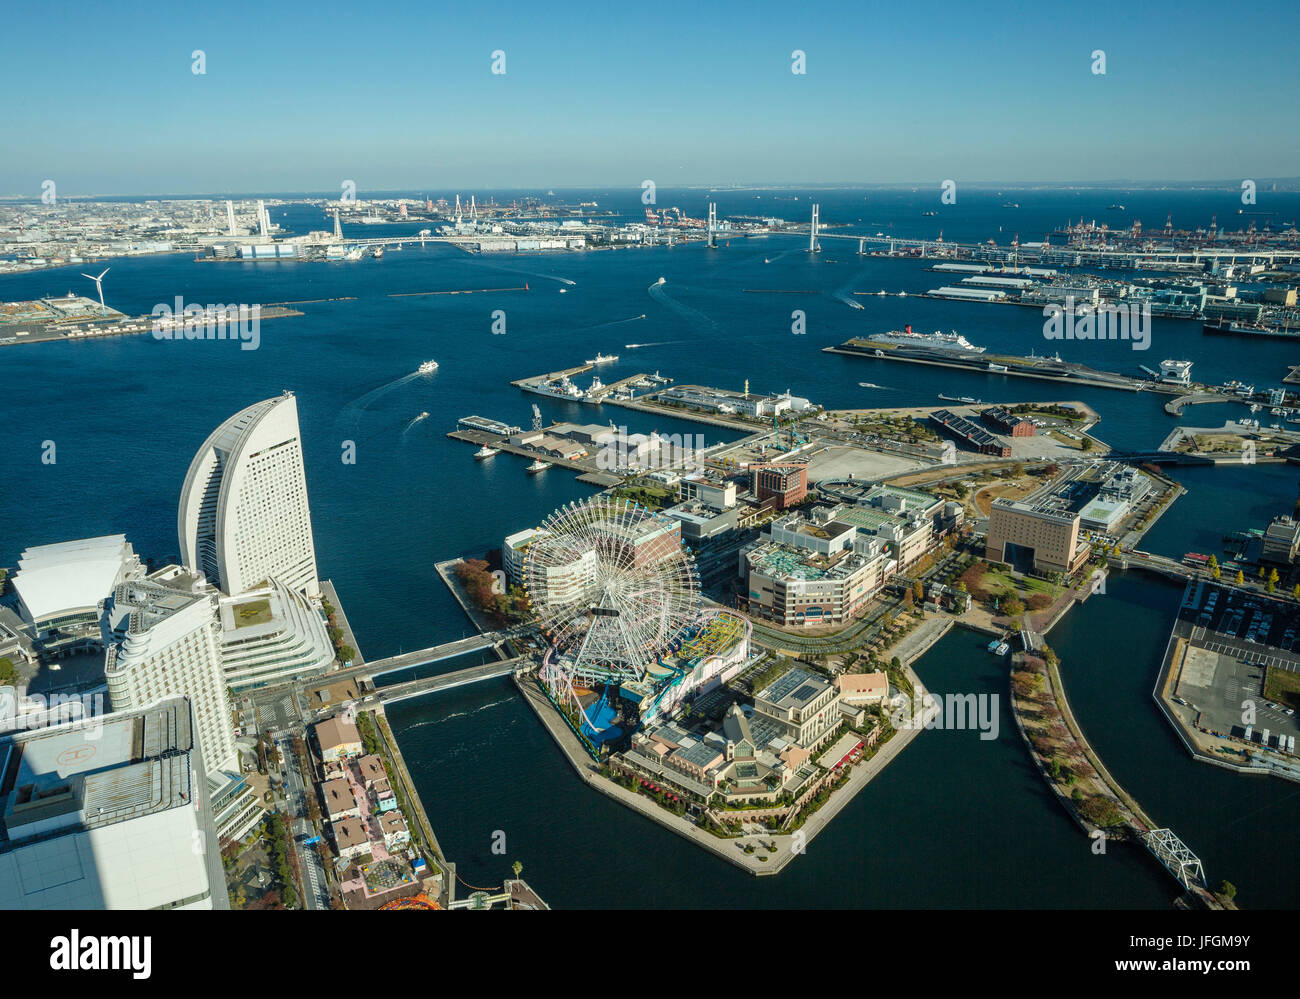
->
1202;321;1297;339
865;325;985;353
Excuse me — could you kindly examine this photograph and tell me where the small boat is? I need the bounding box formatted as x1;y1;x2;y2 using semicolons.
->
586;353;619;365
526;459;549;474
418;360;438;374
987;639;1011;655
474;445;499;460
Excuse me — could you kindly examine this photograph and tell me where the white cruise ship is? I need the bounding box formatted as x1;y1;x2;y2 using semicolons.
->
865;325;985;354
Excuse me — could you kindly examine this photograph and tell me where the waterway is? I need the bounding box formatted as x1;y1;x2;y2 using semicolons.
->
1053;573;1300;910
2;188;1298;906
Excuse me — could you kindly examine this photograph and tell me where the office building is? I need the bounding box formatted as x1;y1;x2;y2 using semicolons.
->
178;392;320;598
752;462;808;510
985;497;1087;575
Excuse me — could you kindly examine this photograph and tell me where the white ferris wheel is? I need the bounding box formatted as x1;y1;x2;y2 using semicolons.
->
522;495;702;687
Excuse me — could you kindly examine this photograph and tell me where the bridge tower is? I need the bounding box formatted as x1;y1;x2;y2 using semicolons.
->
809;203;820;252
333;209;342;240
858;237;865;255
707;202;717;248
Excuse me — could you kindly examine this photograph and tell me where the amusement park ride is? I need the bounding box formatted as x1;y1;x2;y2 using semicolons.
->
522;495;750;753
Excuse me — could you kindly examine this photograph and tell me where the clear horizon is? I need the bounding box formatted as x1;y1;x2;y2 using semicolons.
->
4;0;1298;195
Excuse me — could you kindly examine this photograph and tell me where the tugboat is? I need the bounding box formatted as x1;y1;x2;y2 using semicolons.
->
526;458;549;474
474;445;499;460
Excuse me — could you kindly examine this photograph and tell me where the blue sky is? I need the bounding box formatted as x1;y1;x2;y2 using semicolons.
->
3;0;1298;194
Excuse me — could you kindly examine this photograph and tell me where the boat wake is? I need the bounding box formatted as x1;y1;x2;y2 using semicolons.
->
471;259;576;285
337;371;423;432
401;411;431;436
647;278;718;332
858;382;895;390
625;340;680;349
763;248;804;265
582;314;646;331
833;267;871;310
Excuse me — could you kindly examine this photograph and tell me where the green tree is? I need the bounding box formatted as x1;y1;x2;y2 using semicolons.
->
1267;568;1279;593
1219;880;1237;901
1235;569;1245;585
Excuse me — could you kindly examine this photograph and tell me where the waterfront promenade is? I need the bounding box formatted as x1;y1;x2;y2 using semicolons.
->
515;654;933;877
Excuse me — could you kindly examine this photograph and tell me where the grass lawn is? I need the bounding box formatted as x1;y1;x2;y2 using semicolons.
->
1264;666;1300;711
233;597;273;628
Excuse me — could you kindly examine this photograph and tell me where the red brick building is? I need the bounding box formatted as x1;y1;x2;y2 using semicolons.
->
752;463;808;509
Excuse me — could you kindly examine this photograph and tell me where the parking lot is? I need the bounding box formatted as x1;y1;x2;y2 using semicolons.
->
1172;581;1300;748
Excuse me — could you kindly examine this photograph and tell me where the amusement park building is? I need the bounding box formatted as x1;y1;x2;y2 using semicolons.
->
178;392;320;598
739;508;895;626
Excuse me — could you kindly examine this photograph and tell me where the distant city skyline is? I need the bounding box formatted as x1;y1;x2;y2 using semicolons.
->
5;0;1298;195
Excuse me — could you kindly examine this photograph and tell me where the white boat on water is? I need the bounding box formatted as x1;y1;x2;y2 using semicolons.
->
867;325;985;354
526;459;549;474
586;353;619;365
418;360;439;374
474;445;499;460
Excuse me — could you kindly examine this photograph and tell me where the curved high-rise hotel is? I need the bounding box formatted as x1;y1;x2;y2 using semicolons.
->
179;392;320;598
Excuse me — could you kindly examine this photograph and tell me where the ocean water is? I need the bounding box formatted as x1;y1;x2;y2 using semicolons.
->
3;188;1298;907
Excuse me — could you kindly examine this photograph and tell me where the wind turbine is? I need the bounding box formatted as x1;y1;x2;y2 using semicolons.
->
82;267;109;316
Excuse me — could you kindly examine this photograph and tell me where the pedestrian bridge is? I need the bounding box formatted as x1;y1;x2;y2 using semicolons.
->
375;657;525;705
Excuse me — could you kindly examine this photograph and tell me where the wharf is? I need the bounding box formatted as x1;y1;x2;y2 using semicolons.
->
824;341;1182;396
0;306;303;346
319;579;365;667
602;389;769;432
510;363;594;389
447;428;622;486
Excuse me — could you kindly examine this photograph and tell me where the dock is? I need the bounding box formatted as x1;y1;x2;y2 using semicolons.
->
446;428;623;486
825;340;1187;396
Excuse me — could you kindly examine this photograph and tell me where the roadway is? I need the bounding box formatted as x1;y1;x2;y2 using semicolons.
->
275;734;331;911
